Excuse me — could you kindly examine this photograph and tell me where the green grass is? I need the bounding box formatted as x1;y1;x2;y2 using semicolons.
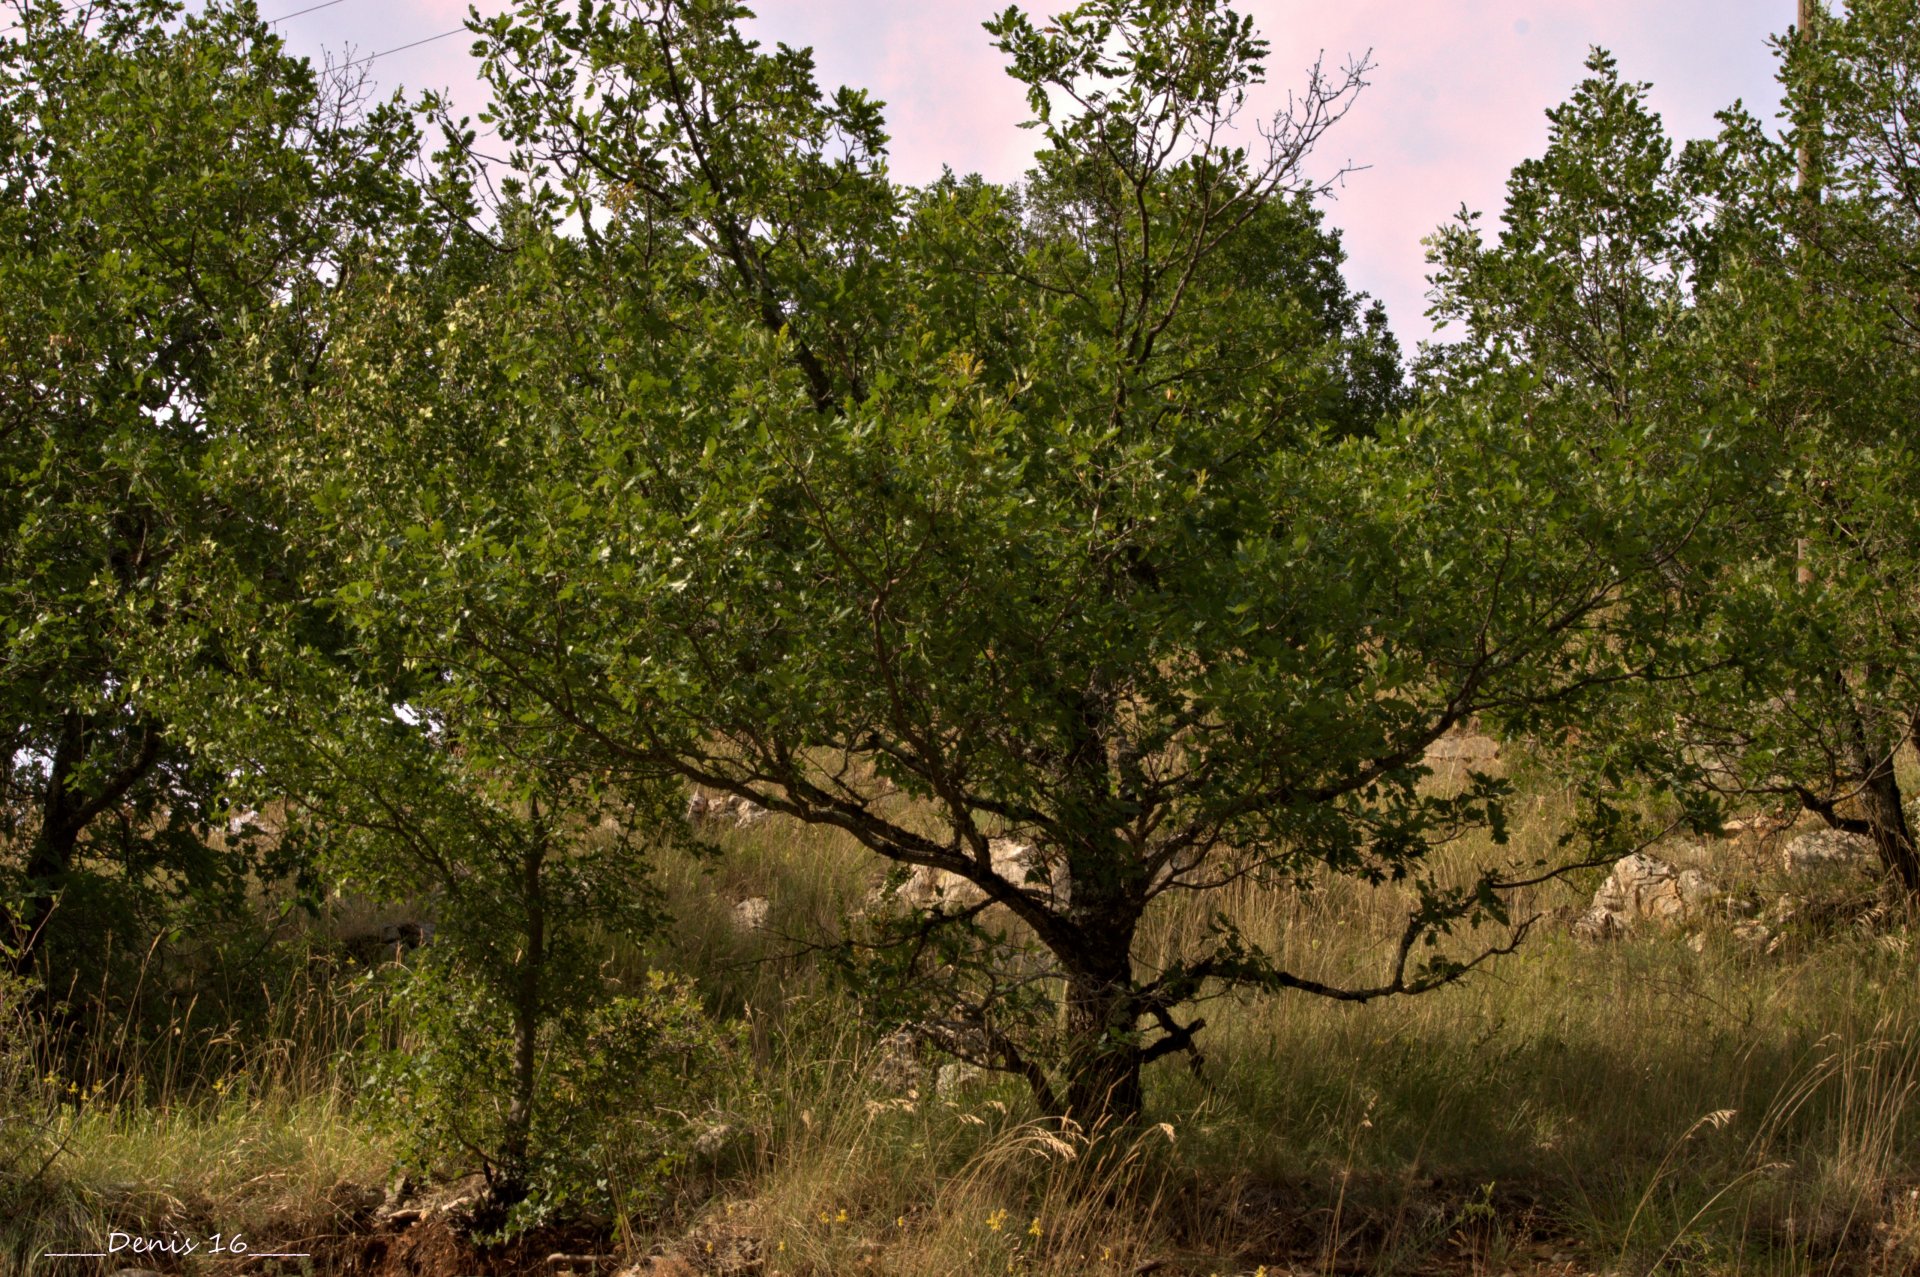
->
0;949;393;1276
4;1091;392;1275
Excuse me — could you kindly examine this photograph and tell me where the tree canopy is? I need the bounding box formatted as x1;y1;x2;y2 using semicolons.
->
0;0;418;984
236;0;1741;1124
13;0;1920;1153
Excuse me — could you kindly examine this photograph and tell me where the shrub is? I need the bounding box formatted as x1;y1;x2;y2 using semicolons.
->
366;963;751;1234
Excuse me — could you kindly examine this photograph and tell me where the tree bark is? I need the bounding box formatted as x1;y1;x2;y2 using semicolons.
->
11;712;163;974
1055;823;1147;1125
1844;702;1920;892
1038;675;1153;1124
13;713;87;974
1859;762;1919;893
1059;955;1145;1125
501;826;547;1194
1795;0;1821;201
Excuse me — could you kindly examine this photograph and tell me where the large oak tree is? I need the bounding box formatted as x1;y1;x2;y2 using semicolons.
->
287;0;1717;1123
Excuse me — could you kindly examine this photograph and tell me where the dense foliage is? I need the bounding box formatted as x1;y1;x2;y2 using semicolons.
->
0;0;423;993
277;0;1733;1126
8;0;1920;1239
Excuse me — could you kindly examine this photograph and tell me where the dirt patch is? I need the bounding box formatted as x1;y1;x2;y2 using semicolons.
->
311;1217;615;1277
73;1175;1610;1276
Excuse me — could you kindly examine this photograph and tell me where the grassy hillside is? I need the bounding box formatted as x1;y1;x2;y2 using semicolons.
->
9;764;1920;1276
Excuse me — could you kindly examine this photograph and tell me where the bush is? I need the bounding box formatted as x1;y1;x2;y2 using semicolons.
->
366;963;752;1234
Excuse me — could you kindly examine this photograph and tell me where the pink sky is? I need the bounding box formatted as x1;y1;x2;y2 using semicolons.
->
277;1;1794;345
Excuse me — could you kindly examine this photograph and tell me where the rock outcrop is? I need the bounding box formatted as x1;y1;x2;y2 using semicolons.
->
895;839;1069;913
1422;731;1501;766
685;791;770;829
1572;853;1721;940
936;1061;986;1099
1782;828;1878;877
866;1027;926;1095
730;896;770;933
339;919;435;966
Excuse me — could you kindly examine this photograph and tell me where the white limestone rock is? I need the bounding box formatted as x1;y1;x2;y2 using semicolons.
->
1782;829;1878;878
731;896;770;933
1572;853;1721;941
895;839;1070;913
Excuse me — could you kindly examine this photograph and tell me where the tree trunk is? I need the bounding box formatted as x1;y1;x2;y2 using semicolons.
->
1059;958;1145;1125
501;826;547;1195
1044;677;1153;1125
1839;687;1920;893
1795;0;1821;201
12;711;164;976
12;713;87;974
1054;849;1146;1126
1859;764;1919;893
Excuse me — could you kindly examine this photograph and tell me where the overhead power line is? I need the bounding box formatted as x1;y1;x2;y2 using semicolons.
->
341;25;466;68
4;3;463;49
267;0;354;24
3;0;350;37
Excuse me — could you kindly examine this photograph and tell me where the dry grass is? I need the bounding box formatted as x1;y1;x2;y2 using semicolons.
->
11;771;1920;1274
625;774;1920;1275
0;912;396;1275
